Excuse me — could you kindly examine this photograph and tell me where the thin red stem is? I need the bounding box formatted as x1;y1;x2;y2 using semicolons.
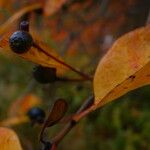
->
33;43;92;81
51;96;94;145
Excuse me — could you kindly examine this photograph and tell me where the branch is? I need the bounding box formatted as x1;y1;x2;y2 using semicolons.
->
33;43;93;81
146;9;150;25
51;96;94;145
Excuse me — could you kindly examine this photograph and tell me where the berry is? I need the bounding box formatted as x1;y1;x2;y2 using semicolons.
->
33;66;57;84
27;107;45;124
9;31;33;54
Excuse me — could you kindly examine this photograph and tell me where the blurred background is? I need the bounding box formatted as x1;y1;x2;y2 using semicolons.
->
0;0;150;150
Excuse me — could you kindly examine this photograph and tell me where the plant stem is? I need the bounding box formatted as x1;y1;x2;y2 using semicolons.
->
51;96;94;145
57;77;91;82
146;9;150;25
33;43;92;81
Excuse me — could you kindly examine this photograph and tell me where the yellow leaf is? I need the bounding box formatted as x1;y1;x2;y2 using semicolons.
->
0;3;42;35
0;116;29;127
0;32;68;75
0;127;23;150
94;25;150;108
8;94;41;117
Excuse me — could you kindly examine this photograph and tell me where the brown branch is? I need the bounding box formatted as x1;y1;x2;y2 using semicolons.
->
57;77;91;82
33;43;92;81
51;96;94;145
146;9;150;25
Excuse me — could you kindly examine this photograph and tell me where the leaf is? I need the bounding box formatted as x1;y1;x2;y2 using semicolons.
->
8;94;41;117
40;99;68;142
0;32;68;75
0;116;29;127
93;25;150;108
44;99;68;127
0;3;42;35
0;127;23;150
44;0;67;16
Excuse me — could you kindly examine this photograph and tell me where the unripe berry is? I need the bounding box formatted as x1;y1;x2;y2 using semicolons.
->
9;30;33;54
33;66;57;84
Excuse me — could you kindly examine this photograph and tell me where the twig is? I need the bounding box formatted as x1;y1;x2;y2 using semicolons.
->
146;9;150;25
20;79;36;96
33;43;92;81
99;0;111;16
51;96;94;145
57;77;91;82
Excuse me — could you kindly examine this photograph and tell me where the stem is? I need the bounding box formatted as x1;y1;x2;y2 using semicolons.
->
146;9;150;25
33;43;92;81
57;77;91;82
51;96;94;145
99;0;111;16
51;121;76;145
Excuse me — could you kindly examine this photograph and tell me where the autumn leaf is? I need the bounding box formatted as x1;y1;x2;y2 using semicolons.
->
44;0;67;16
8;94;42;117
93;25;150;108
0;32;68;75
44;99;68;127
0;30;92;78
73;26;150;122
0;127;23;150
40;99;68;142
0;3;42;35
0;116;29;127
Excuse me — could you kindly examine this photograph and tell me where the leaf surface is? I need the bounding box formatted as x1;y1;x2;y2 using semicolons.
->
0;127;23;150
0;32;68;74
8;94;41;117
94;26;150;108
44;99;68;127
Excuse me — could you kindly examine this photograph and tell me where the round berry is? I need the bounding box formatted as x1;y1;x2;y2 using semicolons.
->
33;66;57;84
9;31;33;54
27;107;45;124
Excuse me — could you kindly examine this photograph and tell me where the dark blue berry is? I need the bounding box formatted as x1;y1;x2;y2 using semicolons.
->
9;31;33;54
33;66;57;84
27;107;45;124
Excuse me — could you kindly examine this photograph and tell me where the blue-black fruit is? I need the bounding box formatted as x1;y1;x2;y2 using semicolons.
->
9;31;33;54
33;66;57;84
27;107;45;124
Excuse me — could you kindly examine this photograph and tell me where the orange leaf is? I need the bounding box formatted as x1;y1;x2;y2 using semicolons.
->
44;0;67;16
8;94;41;117
0;3;42;35
94;25;150;108
0;127;23;150
44;99;68;127
0;32;68;75
0;116;29;127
